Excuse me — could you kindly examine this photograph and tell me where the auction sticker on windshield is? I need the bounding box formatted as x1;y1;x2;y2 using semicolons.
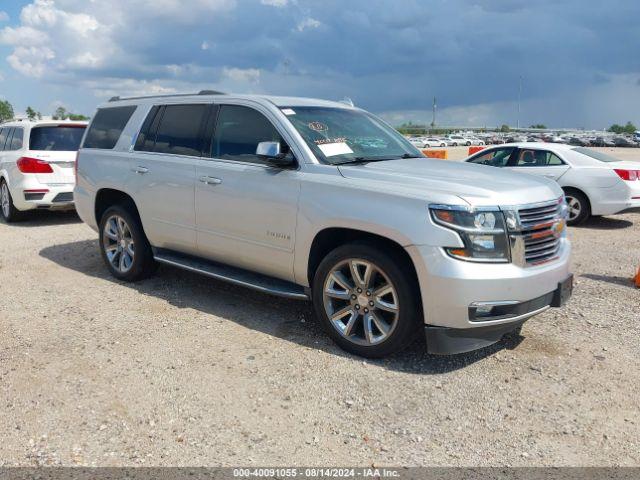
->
308;121;328;132
318;142;353;157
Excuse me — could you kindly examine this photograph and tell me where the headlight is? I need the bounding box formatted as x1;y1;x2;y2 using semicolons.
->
430;206;510;262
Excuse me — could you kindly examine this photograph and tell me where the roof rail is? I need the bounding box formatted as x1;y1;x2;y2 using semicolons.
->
108;91;226;102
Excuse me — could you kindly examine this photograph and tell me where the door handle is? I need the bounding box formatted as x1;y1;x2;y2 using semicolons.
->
199;176;222;185
133;166;149;174
543;174;556;179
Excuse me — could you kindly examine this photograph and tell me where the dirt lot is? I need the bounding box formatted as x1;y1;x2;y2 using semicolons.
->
1;161;639;466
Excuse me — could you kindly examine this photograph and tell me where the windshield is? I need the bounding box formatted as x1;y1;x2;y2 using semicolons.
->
29;125;86;151
281;107;423;165
572;147;620;163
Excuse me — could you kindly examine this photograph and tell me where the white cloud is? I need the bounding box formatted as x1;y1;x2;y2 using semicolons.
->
296;17;321;32
0;11;9;22
7;46;55;77
0;0;236;80
222;67;260;84
133;0;235;22
21;0;57;27
261;0;289;7
0;26;49;45
201;40;210;50
83;78;179;99
67;52;101;68
65;13;100;36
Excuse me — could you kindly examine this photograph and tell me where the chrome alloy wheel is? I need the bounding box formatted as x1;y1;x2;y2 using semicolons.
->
565;195;581;221
102;215;135;273
323;259;399;346
1;183;10;218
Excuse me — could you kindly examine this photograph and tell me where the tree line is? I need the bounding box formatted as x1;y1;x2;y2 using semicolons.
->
0;99;89;123
607;121;637;135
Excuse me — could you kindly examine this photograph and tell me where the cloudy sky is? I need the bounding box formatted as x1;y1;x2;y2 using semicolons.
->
0;0;638;129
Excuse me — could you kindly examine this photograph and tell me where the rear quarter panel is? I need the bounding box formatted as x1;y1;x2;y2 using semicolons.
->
75;103;151;231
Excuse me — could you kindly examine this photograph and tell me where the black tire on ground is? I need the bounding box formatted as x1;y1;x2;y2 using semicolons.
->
312;243;421;358
98;204;155;281
563;188;591;226
0;179;24;223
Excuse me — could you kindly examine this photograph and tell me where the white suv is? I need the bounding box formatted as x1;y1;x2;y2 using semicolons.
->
75;92;572;358
0;120;87;222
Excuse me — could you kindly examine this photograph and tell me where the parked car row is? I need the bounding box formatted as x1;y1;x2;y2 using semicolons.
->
1;92;574;359
407;135;485;148
408;132;640;148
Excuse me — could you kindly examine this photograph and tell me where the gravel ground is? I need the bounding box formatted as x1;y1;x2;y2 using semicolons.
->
0;191;639;467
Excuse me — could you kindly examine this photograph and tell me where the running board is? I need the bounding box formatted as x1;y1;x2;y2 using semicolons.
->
153;249;310;301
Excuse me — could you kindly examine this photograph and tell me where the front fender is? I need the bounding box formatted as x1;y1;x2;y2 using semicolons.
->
293;178;462;286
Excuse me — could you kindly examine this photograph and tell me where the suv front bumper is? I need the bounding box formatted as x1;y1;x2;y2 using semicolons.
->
424;275;572;354
406;239;571;354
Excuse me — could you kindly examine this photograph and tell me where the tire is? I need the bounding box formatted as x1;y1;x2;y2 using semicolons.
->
563;189;590;226
452;142;458;147
98;204;155;281
440;143;446;147
0;179;24;223
312;243;421;358
466;141;471;146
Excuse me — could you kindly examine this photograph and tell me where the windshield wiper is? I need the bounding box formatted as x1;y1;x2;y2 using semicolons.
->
334;153;418;165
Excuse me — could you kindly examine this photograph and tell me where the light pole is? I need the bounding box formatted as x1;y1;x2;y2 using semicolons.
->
431;96;436;129
517;75;523;130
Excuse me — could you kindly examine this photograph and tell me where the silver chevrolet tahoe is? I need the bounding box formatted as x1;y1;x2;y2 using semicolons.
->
75;92;573;358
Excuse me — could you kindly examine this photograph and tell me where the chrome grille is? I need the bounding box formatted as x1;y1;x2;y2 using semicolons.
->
518;203;560;230
509;199;565;266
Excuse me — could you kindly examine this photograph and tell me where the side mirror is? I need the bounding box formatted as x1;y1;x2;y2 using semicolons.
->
256;141;296;168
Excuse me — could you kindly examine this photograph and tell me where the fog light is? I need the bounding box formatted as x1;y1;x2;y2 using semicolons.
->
475;305;494;316
470;234;496;250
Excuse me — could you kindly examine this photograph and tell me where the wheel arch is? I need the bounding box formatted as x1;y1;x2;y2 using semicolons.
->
306;227;420;293
561;185;592;210
0;171;9;187
94;188;143;227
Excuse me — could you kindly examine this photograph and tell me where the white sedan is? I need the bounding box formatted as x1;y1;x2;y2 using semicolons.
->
423;137;447;148
408;137;427;148
465;143;640;225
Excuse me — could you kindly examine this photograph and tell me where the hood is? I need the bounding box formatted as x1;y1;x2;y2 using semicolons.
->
338;158;563;207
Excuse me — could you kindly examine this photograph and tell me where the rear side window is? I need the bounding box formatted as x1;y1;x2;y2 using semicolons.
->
30;126;87;151
0;128;8;151
572;147;618;163
515;149;565;167
9;128;23;151
3;128;14;151
134;106;162;152
152;104;208;156
84;106;137;149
